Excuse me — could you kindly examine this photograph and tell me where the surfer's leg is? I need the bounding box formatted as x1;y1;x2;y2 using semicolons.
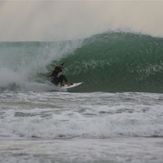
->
58;75;68;85
51;77;59;85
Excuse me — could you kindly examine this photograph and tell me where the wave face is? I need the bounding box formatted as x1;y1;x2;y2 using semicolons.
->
0;41;82;91
60;32;163;92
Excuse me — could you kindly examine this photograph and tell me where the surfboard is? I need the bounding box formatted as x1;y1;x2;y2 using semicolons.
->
60;82;82;90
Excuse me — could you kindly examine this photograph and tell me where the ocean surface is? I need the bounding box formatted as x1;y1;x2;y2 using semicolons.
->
0;32;163;163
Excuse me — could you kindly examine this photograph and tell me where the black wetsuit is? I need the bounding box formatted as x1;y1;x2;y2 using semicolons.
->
50;65;68;86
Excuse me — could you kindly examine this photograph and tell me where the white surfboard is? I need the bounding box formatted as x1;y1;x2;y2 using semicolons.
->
60;82;83;90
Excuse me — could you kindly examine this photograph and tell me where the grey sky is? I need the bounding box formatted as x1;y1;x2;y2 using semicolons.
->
0;0;163;41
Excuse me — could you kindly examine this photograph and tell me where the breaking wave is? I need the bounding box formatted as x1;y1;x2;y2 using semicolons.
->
0;32;163;92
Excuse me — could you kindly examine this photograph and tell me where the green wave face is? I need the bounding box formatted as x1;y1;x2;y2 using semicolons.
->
60;32;163;92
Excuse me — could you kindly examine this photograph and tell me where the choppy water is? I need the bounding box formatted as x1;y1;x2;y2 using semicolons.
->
0;91;163;163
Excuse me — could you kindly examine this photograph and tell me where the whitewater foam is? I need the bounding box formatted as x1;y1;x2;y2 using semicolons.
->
0;92;162;139
0;89;163;163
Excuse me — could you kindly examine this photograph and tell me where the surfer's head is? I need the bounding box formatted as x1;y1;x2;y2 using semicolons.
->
61;63;64;66
60;63;64;69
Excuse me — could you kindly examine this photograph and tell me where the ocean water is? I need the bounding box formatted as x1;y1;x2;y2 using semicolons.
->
0;32;163;163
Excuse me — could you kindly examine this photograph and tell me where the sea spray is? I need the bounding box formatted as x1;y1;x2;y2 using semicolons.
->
0;41;82;90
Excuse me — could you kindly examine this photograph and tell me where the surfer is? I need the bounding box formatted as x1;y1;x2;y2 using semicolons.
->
50;63;71;86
